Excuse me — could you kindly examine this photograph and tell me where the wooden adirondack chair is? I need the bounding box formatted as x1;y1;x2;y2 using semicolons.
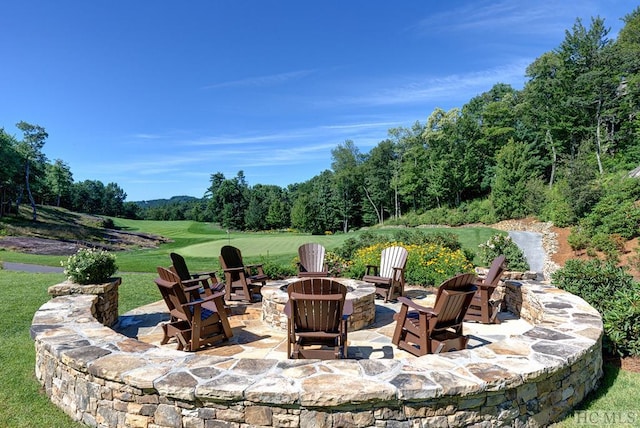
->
154;268;233;351
392;273;477;356
464;255;506;324
362;245;408;302
170;252;225;296
219;245;268;303
284;278;353;359
297;243;329;277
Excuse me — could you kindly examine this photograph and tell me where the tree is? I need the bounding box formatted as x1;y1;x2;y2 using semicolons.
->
44;159;73;207
361;139;397;224
103;182;127;217
204;172;226;223
0;129;21;216
216;171;249;230
492;139;541;220
71;180;106;214
397;122;430;211
557;17;614;169
331;140;363;232
15;121;48;220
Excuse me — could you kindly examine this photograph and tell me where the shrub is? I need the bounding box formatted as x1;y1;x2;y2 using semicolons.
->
62;248;118;284
261;259;297;279
591;233;623;262
552;259;640;356
478;234;529;271
325;251;351;277
567;226;589;253
335;231;389;260
539;179;576;227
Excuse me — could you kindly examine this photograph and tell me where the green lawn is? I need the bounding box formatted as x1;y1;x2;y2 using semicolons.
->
1;219;639;426
0;220;499;273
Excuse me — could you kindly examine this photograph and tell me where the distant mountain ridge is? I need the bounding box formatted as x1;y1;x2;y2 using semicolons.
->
132;195;201;208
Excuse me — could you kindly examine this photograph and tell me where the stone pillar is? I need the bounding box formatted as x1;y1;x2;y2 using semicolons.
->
48;278;121;326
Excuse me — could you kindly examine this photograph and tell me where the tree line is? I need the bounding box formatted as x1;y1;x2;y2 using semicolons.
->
0;122;132;220
3;9;640;234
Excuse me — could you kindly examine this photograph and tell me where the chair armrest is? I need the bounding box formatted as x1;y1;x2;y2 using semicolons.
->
397;296;436;316
183;284;203;293
222;266;245;273
246;263;264;269
192;270;217;279
391;266;405;281
182;290;226;308
181;277;207;287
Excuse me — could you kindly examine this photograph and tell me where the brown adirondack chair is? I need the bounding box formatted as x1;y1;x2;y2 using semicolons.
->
464;255;506;324
219;245;268;303
362;245;408;302
170;252;225;296
392;273;477;356
297;243;329;277
154;268;233;351
284;278;353;359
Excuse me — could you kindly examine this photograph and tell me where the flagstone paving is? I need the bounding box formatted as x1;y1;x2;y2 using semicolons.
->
115;285;533;360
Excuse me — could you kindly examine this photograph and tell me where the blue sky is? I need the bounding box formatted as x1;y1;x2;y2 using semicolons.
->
1;1;634;202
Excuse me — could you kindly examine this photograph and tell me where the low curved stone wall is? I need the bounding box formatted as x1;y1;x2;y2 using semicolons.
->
31;280;603;427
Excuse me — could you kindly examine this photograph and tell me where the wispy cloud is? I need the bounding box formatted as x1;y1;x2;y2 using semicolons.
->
203;69;316;90
413;0;596;36
334;59;530;107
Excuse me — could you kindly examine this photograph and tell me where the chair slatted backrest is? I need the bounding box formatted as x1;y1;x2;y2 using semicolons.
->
155;270;190;321
483;255;506;287
220;245;243;268
288;278;346;334
157;265;201;302
378;246;408;279
433;273;478;328
169;252;192;281
219;245;244;282
298;243;326;273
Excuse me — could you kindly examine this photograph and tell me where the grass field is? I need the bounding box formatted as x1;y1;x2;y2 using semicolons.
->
1;216;639;426
1;217;500;273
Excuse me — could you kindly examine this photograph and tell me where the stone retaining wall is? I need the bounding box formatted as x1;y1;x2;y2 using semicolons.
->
31;280;602;427
47;277;120;327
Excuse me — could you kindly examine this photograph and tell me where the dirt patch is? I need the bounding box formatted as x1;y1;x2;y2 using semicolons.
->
550;226;640;279
0;229;170;256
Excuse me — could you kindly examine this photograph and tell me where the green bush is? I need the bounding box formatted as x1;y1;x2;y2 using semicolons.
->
478;233;529;271
539;179;576;227
552;259;640;356
567;226;589;253
261;259;297;279
62;248;118;284
578;175;640;239
590;233;624;262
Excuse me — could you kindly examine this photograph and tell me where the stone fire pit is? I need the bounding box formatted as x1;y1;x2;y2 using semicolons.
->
261;277;376;331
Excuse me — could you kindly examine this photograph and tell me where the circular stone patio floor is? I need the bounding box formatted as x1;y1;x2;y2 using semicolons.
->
114;285;532;360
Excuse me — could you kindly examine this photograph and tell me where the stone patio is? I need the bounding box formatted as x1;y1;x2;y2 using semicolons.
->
31;278;603;427
116;284;532;361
